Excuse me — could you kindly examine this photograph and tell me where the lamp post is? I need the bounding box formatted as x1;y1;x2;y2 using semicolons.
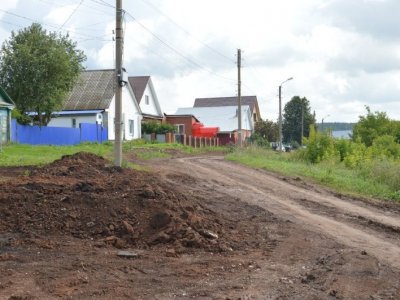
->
278;77;293;151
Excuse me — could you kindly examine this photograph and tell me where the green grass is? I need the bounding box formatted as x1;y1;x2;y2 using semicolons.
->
0;142;113;166
0;140;224;167
226;146;399;202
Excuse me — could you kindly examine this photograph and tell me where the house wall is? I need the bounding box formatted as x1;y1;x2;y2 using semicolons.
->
48;114;100;128
0;108;11;142
107;86;142;141
165;116;196;136
140;85;159;116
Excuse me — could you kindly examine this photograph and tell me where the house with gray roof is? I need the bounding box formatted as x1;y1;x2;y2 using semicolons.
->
48;69;142;140
128;76;163;122
0;86;15;142
193;96;261;127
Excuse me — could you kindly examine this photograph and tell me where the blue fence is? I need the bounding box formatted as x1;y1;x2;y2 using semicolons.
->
11;120;108;145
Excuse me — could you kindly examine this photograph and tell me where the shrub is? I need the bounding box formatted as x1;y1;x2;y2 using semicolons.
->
300;126;337;163
248;133;269;147
367;135;400;160
142;122;176;134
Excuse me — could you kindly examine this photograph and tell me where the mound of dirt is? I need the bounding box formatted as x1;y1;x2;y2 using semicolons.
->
0;152;243;252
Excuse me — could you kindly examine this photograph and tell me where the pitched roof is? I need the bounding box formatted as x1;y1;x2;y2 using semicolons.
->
193;96;260;118
175;106;253;132
128;76;150;103
63;69;116;110
0;86;15;108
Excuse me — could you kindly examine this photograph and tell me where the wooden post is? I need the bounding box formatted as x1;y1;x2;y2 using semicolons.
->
183;134;186;146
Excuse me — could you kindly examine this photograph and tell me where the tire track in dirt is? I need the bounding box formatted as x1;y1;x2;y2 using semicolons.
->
157;156;400;269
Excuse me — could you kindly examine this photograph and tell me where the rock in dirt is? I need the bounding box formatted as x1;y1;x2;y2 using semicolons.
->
122;220;134;234
150;211;171;229
117;250;140;259
199;229;219;240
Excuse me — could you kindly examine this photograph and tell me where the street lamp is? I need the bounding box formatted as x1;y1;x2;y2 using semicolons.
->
278;77;293;151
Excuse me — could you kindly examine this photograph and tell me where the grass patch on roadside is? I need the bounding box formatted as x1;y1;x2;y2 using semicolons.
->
226;146;399;201
0;140;224;167
0;142;113;166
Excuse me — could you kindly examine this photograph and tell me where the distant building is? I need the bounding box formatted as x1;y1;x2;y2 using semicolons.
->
193;96;261;128
175;106;254;145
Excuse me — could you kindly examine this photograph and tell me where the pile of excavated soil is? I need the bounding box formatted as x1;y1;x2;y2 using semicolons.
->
0;152;247;253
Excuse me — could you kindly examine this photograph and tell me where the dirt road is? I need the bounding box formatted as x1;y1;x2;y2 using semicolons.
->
1;152;399;299
157;156;400;268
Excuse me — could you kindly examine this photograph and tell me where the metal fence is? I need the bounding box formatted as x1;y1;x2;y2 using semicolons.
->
11;120;108;145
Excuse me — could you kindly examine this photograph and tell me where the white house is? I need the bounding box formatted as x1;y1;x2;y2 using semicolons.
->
128;76;163;123
48;69;142;140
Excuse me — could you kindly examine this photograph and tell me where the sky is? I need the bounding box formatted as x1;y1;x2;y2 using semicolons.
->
1;0;399;122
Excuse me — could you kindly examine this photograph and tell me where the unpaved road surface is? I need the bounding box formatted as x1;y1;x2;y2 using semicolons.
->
0;152;399;299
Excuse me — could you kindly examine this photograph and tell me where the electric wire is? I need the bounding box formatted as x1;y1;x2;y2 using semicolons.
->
124;10;236;83
137;0;235;64
0;8;112;41
59;0;85;30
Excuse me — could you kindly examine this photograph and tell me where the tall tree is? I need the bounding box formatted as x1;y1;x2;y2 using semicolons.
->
282;96;315;144
0;23;86;125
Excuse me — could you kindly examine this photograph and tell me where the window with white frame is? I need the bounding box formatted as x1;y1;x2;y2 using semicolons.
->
145;95;149;105
129;119;134;135
72;118;77;128
175;124;185;134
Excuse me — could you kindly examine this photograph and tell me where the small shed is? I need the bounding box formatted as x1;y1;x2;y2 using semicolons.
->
0;86;15;142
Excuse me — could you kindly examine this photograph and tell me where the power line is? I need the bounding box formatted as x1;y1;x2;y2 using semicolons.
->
88;0;115;8
138;0;235;64
124;10;236;84
0;8;112;41
59;0;84;30
33;0;112;15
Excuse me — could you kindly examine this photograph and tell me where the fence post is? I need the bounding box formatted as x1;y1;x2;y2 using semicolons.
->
183;134;186;146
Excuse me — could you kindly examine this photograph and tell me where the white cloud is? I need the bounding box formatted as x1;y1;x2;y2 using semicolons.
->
1;0;400;122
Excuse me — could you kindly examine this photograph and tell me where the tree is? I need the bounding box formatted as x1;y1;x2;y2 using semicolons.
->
0;23;86;125
352;106;397;147
254;119;278;142
282;96;315;145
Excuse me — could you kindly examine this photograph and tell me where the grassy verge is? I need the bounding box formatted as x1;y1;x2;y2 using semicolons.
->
226;147;399;202
0;142;113;166
0;140;224;167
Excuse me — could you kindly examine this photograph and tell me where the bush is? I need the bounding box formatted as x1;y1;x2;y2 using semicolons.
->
142;122;176;134
367;135;400;160
300;126;337;163
248;133;269;147
12;109;32;125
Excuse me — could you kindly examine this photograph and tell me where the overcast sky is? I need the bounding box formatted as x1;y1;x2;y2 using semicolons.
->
1;0;399;122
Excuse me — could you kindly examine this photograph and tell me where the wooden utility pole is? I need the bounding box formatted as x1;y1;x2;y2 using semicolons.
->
237;49;242;147
301;100;304;145
114;0;123;166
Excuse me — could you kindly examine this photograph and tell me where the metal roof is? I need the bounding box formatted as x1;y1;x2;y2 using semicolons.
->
175;106;253;132
62;69;116;110
0;86;15;108
128;76;150;104
193;96;260;119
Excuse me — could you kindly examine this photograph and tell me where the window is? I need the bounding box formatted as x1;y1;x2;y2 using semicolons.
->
72;118;77;128
175;124;185;134
129;120;134;135
145;95;149;105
